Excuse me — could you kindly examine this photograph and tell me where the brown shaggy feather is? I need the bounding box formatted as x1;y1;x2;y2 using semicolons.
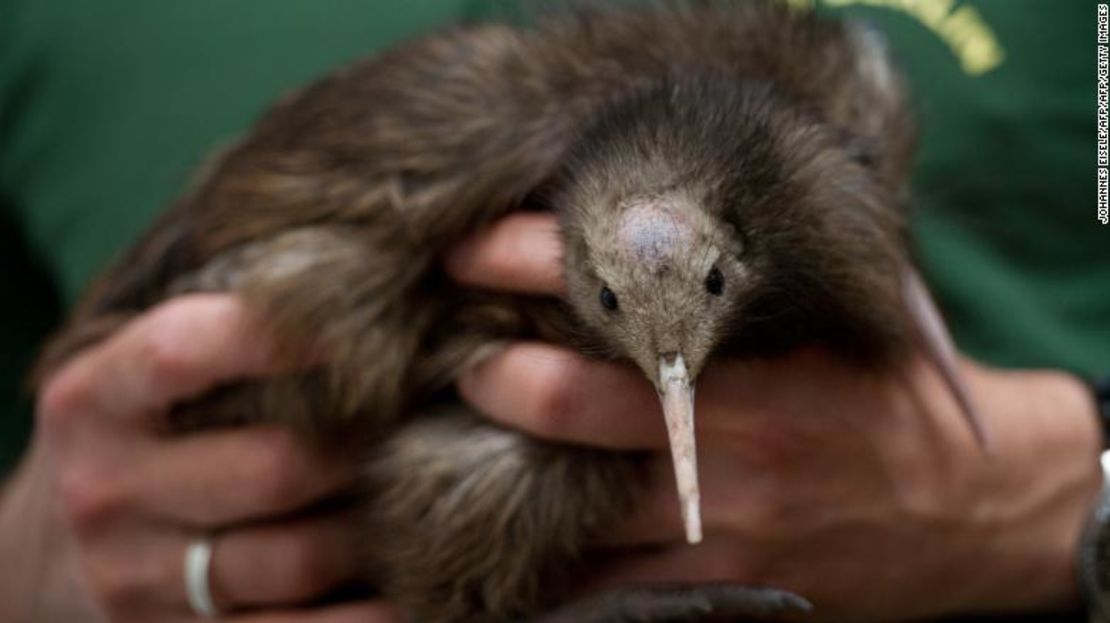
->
36;3;917;621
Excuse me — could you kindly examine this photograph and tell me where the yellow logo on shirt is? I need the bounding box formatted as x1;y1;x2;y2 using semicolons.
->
784;0;1004;75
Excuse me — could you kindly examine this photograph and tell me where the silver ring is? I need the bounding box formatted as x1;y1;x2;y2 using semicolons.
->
184;535;219;618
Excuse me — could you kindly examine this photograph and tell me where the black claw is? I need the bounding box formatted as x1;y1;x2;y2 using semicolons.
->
725;584;812;613
528;583;812;623
678;584;812;618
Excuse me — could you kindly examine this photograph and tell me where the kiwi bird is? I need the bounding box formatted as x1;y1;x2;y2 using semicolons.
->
36;2;987;621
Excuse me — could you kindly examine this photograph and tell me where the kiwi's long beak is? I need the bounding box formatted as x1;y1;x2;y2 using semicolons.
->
658;353;701;544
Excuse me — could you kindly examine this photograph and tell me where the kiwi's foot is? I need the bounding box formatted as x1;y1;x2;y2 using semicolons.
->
527;583;812;623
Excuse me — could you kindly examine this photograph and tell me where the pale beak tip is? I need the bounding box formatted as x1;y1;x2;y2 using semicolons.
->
684;501;703;544
658;353;703;547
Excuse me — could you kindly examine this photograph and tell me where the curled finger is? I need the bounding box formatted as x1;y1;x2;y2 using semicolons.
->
40;294;294;432
457;342;667;450
137;425;356;526
444;212;566;296
201;512;365;611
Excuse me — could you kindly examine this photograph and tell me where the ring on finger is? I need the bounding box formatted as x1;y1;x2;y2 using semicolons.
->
185;533;221;618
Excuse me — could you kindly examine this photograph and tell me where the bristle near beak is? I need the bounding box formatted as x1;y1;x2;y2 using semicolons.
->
901;269;994;453
658;353;702;544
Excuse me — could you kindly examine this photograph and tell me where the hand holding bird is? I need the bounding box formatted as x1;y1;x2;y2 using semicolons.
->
25;4;1100;621
450;212;1102;622
10;211;1099;622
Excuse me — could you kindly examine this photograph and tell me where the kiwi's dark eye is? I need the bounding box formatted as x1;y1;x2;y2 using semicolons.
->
599;286;619;311
706;267;724;296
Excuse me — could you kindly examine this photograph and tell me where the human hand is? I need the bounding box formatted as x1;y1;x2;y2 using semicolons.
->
447;212;1103;621
2;294;398;623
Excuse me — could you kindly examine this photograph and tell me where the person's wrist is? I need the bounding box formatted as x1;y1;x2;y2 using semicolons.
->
0;441;103;623
1076;375;1110;617
957;367;1101;613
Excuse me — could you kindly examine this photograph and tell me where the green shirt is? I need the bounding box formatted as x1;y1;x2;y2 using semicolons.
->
0;0;1105;507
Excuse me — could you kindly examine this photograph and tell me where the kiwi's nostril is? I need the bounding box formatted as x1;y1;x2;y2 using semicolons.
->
706;267;724;296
